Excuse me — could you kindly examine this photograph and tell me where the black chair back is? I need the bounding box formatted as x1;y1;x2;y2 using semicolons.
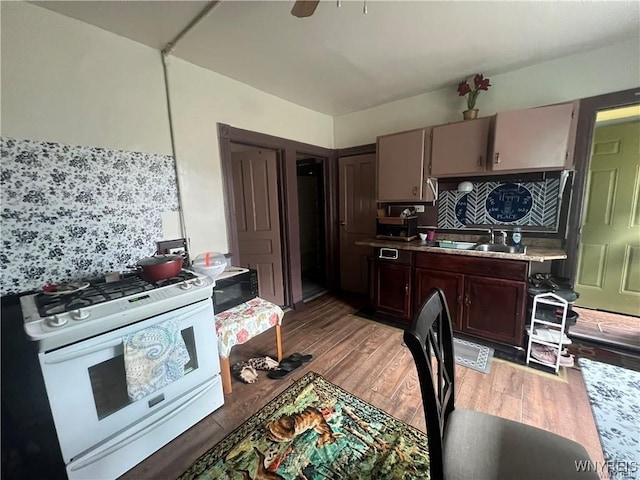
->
403;288;456;480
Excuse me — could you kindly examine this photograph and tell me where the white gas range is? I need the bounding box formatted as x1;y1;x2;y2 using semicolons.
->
19;270;224;480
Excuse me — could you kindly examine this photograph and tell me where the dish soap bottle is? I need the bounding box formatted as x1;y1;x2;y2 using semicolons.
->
511;227;522;252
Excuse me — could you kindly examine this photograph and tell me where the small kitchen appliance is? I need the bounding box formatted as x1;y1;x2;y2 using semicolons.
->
375;215;418;241
212;268;259;314
19;269;224;480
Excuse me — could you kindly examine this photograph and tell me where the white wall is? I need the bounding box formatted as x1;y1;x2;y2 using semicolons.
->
334;38;640;148
1;2;172;155
1;2;334;257
165;57;333;257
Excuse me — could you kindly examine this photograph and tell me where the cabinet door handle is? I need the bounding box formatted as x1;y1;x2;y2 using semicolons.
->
477;155;483;167
464;295;470;306
494;152;500;164
405;284;409;294
412;186;418;196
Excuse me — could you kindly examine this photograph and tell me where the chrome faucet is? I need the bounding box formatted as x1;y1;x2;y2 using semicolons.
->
486;228;494;244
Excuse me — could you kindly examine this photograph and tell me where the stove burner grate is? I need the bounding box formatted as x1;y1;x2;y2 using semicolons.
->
35;271;198;317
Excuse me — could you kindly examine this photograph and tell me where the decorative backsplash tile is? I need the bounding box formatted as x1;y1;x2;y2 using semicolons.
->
437;179;560;230
0;137;179;295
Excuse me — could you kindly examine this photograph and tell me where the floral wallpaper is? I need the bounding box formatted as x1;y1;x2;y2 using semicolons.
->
0;137;179;295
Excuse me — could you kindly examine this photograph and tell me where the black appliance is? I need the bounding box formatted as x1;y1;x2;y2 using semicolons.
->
376;216;418;241
212;269;259;314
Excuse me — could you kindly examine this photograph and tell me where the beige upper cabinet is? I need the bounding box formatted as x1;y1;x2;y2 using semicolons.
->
490;102;576;172
430;117;492;177
377;128;431;202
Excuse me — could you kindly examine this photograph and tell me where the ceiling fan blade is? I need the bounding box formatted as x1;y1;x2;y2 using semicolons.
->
291;0;320;18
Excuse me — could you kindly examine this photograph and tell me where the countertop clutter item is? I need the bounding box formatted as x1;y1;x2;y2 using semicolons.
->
192;251;227;279
437;241;475;250
42;282;90;295
136;254;183;282
376;215;418;241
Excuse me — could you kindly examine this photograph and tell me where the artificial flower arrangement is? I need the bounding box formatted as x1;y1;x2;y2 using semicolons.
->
457;74;491;111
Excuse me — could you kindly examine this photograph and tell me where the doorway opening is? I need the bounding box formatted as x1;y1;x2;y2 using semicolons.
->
571;104;640;352
296;156;327;301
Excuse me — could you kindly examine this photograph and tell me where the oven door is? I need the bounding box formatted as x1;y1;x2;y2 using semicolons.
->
39;299;221;464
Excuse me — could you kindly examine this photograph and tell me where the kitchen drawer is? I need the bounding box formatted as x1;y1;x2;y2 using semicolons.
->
415;252;527;282
375;248;413;265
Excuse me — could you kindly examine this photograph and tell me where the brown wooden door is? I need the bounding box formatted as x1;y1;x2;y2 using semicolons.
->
463;275;526;346
414;268;464;331
492;102;575;172
377;129;425;201
231;149;284;305
374;262;412;320
339;154;376;293
431;117;491;177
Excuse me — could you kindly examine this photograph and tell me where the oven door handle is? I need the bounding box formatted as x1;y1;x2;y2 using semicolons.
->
43;301;211;364
68;378;218;472
42;338;123;364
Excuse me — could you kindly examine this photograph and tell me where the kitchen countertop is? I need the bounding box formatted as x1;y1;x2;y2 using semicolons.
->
355;238;567;262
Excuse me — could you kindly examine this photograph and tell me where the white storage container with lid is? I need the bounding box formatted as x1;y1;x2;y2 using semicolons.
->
192;252;226;279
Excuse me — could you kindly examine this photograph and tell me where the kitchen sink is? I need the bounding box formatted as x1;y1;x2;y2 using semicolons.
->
474;243;523;253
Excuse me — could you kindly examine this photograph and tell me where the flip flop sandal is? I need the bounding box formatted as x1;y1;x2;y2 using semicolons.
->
276;359;303;371
267;366;300;379
286;352;313;363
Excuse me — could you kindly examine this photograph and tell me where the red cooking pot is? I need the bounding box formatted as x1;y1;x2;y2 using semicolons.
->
136;254;183;282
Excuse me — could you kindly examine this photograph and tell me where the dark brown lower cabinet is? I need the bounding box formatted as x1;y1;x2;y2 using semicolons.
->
374;262;412;321
463;275;526;346
414;252;528;347
414;268;463;331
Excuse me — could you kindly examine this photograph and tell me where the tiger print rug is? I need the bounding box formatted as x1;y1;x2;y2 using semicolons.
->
178;372;430;479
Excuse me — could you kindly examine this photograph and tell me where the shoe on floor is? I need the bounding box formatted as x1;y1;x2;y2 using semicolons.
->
245;356;280;371
232;365;259;383
530;344;574;368
531;344;557;365
558;353;575;367
528;326;572;345
287;352;313;363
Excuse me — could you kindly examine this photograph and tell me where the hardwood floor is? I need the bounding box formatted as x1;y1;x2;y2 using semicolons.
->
571;306;640;351
121;293;606;479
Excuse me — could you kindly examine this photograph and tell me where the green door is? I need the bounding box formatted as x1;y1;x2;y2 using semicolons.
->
575;120;640;316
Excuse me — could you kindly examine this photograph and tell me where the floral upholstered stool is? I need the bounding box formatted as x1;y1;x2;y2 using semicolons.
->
214;297;284;394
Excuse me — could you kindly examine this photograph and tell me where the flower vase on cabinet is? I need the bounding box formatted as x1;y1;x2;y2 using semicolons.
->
457;73;491;121
463;109;478;120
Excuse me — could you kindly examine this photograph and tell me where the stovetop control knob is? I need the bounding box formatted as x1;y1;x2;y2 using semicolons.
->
180;281;193;290
71;309;90;321
46;315;68;328
193;277;205;287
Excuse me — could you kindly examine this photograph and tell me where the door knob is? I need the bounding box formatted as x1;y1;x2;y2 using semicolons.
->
339;221;346;226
